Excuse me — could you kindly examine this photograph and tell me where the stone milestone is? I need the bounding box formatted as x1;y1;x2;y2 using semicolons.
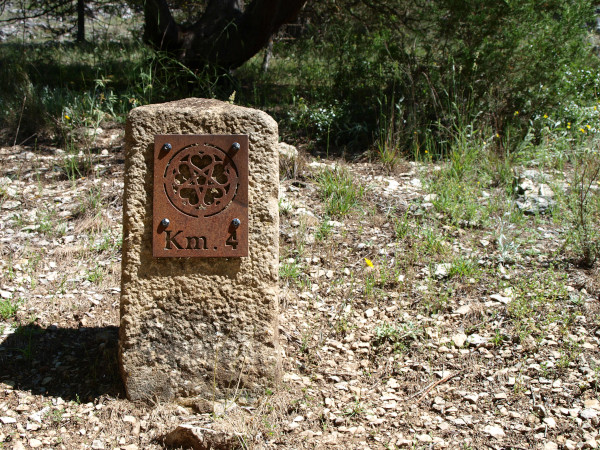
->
119;98;280;405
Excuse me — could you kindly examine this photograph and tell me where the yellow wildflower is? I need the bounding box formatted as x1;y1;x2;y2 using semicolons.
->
586;124;591;129
580;128;586;133
543;114;548;119
64;115;70;120
364;258;374;268
514;111;519;116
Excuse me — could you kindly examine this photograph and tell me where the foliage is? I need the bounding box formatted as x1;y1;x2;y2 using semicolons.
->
0;0;598;164
0;39;227;142
562;147;600;267
238;0;596;155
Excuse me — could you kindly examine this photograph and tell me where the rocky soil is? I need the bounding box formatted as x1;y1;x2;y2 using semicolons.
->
0;128;599;449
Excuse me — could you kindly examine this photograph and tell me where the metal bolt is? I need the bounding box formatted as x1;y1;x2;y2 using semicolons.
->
161;218;170;228
231;142;240;152
162;143;172;152
232;218;241;228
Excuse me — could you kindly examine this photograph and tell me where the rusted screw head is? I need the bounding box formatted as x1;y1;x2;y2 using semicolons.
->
161;218;170;228
162;143;172;152
232;218;241;228
231;142;240;152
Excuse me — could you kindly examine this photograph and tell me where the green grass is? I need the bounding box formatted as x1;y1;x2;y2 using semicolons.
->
393;211;411;240
373;321;421;352
279;259;302;283
448;256;479;279
0;297;22;320
92;230;122;253
315;218;333;242
317;167;366;217
86;265;105;283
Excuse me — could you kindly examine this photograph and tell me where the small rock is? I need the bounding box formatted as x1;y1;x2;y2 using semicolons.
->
91;440;105;450
0;417;16;424
455;305;471;315
564;439;577;450
385;179;400;191
26;422;40;431
416;434;433;443
387;378;400;389
467;334;488;347
29;439;43;448
452;333;467;347
543;417;557;428
121;445;138;450
434;263;451;279
464;394;479;404
410;178;422;188
2;200;21;210
490;293;511;304
584;399;600;410
483;425;505;439
522;334;538;351
580;408;598;420
164;425;242;449
543;442;558;450
538;183;554;197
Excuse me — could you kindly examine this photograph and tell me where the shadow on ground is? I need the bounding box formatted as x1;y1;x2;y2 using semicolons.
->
0;324;124;402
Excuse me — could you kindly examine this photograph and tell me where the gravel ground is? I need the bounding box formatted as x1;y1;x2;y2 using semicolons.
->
1;128;599;449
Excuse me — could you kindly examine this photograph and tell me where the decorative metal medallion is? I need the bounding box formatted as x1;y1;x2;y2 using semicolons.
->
153;135;248;258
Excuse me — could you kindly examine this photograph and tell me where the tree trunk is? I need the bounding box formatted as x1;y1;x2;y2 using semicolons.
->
261;36;274;73
76;0;85;42
143;0;307;71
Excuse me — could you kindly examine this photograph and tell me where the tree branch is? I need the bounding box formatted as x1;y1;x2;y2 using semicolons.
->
143;0;307;71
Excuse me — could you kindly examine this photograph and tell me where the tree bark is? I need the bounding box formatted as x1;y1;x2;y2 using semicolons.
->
143;0;307;71
76;0;85;42
261;35;273;73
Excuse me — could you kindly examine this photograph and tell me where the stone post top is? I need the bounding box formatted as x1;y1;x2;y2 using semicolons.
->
128;98;277;129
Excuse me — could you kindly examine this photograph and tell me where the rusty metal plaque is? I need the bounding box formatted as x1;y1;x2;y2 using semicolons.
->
153;134;248;257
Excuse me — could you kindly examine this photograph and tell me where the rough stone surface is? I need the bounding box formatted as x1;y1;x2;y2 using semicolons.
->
119;98;280;404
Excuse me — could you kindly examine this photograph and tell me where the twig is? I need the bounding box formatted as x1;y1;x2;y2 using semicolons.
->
18;133;37;147
13;94;26;148
407;370;462;403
